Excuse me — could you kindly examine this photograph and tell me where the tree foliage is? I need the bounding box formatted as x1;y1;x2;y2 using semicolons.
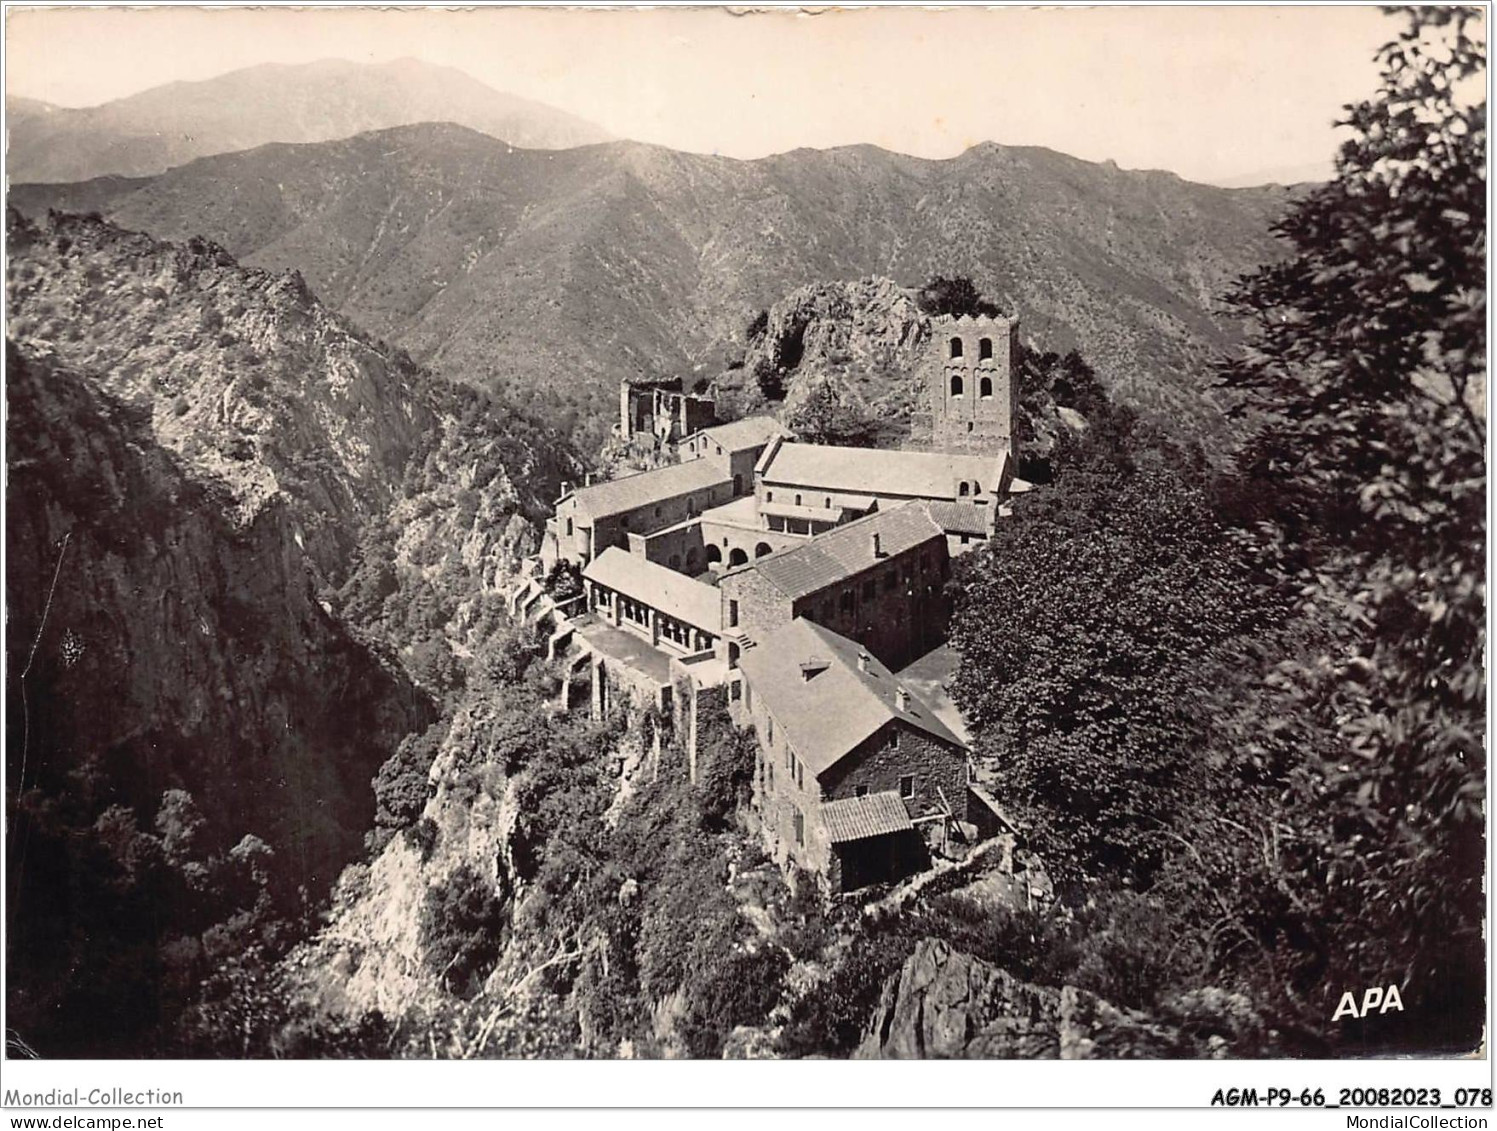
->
784;378;879;447
949;430;1270;892
946;8;1485;1054
916;275;1003;319
1213;6;1486;1050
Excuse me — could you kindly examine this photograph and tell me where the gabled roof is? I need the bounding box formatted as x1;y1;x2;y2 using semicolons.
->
583;547;722;633
758;441;1008;501
564;460;730;520
822;792;914;843
689;415;792;453
736;618;965;776
738;502;943;601
926;500;994;537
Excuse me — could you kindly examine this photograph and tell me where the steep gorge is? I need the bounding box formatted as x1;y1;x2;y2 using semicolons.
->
4;212;579;1055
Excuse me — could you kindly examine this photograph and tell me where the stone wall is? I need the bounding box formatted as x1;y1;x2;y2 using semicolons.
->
556;474;733;566
718;565;795;642
743;684;835;878
634;523;707;574
698;520;797;571
821;719;968;821
789;536;951;671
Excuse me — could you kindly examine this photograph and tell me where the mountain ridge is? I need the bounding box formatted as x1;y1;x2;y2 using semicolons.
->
5;58;612;184
11;121;1296;450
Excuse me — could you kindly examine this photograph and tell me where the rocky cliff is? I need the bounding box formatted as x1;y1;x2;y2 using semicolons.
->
855;939;1190;1059
4;212;580;1055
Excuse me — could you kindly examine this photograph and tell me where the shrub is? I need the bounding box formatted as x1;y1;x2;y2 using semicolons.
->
916;275;1001;319
419;862;509;997
372;721;446;831
405;817;439;862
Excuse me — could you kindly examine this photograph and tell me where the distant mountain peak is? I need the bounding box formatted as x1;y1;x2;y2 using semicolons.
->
5;57;611;183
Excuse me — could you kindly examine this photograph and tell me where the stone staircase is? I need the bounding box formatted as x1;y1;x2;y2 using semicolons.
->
506;558;595;712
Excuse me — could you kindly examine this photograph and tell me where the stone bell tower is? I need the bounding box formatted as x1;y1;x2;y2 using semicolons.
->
926;313;1019;457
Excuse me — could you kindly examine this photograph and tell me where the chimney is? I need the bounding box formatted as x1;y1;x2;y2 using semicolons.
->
894;687;911;712
857;650;871;673
561;480;572;498
871;532;884;558
585;471;594;486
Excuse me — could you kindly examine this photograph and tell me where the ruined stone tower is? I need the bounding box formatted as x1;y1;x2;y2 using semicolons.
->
925;313;1019;457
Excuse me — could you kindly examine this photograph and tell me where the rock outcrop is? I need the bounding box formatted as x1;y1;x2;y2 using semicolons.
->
4;211;578;1055
5;210;572;588
855;939;1185;1059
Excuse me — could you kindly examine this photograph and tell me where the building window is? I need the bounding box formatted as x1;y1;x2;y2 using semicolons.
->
655;506;662;517
730;680;742;702
899;774;915;800
565;517;574;536
767;763;773;788
825;496;833;508
980;375;993;398
745;682;753;711
766;490;774;502
862;578;875;600
669;554;681;569
795;493;803;506
855;785;868;798
686;547;699;570
840;589;854;613
960;534;971;545
729;599;739;628
979;337;993;360
950;373;964;397
883;570;897;592
767;717;774;745
734;473;743;494
949;337;963;359
959;481;970;497
887;730;900;751
793;810;804;847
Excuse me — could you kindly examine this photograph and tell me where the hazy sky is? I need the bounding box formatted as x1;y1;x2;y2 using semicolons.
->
6;5;1413;184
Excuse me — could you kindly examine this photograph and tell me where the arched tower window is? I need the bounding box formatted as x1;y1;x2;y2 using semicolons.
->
979;337;994;360
950;373;964;397
949;337;963;359
980;375;993;398
958;481;970;497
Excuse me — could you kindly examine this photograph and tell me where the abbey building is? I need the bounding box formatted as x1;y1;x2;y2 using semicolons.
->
518;313;1025;892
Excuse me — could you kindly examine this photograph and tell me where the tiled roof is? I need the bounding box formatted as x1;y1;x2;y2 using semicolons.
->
736;618;965;776
821;792;914;843
758;442;1008;501
583;547;722;633
690;415;793;453
567;460;730;520
743;502;943;600
926;501;994;537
